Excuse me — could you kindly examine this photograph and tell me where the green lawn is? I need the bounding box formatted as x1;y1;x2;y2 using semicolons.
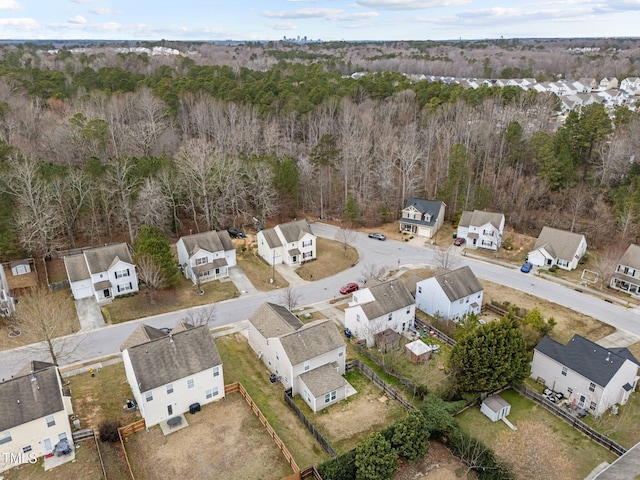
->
582;390;640;448
215;334;331;469
456;389;617;480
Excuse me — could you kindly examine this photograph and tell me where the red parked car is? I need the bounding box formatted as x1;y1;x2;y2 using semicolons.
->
340;283;359;295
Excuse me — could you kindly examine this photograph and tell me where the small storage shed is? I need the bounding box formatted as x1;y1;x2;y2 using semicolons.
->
11;260;31;276
405;340;433;364
480;395;511;422
374;329;401;353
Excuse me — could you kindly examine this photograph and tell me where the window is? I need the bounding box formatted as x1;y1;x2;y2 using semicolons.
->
302;240;313;247
145;391;153;402
324;390;337;403
58;432;67;441
187;379;195;389
213;366;220;377
338;347;345;357
166;383;173;395
46;415;55;427
206;387;219;399
459;299;464;304
589;382;596;392
406;307;410;314
195;257;208;265
557;259;569;268
0;431;11;445
356;314;360;323
561;366;568;376
276;352;279;360
117;282;132;292
388;313;393;321
215;268;220;275
567;387;573;393
115;269;130;279
284;377;288;384
418;286;422;294
590;401;597;411
304;360;310;372
303;251;312;259
22;445;32;453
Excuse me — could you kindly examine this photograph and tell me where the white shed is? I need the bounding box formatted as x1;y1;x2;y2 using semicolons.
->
480;395;511;422
405;340;433;363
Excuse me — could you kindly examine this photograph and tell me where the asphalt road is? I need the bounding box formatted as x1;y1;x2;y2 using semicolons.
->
1;223;639;381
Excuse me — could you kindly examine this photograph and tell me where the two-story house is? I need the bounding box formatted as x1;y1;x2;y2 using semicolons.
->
0;266;15;317
598;77;619;91
247;303;349;413
620;77;640;94
456;210;505;251
64;243;138;302
122;323;225;428
176;230;236;285
531;335;639;417
257;220;316;267
527;227;587;271
344;279;416;347
0;361;74;473
610;244;640;297
415;266;483;322
399;198;446;239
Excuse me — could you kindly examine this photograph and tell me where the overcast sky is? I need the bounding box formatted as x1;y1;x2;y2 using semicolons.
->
1;0;638;42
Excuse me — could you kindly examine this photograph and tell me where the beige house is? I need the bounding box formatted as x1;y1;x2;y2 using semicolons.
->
247;303;349;413
399;198;445;238
610;244;640;297
0;362;74;473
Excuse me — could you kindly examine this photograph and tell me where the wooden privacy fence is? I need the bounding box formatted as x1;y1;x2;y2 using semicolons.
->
118;419;146;480
347;359;416;411
515;385;627;456
413;318;456;346
283;389;337;458
226;382;300;474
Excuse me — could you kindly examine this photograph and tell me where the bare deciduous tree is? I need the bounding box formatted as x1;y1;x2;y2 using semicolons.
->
136;255;166;296
433;245;463;271
181;305;217;329
277;285;303;311
358;262;389;285
334;228;358;256
591;243;627;290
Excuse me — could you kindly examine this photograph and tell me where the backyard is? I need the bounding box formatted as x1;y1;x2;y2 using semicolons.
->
124;393;294;480
456;389;618;480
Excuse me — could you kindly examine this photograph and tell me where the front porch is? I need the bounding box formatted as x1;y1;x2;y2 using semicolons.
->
611;274;640;296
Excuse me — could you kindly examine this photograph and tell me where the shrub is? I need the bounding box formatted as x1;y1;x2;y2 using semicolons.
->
99;419;121;443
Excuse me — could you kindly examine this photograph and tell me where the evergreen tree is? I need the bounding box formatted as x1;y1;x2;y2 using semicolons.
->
355;432;398;480
133;225;180;289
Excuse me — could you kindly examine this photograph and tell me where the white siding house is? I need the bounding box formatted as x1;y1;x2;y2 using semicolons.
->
257;220;316;267
531;335;639;417
610;244;640;297
528;227;587;271
399;198;446;238
456;210;505;251
247;303;349;413
176;230;236;285
344;279;416;347
0;362;74;473
64;243;138;302
122;323;225;428
415;266;483;322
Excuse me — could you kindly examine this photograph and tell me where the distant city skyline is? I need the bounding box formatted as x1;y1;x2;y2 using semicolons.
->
0;0;638;42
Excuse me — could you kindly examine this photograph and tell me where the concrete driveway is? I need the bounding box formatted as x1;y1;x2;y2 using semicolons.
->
74;297;106;331
227;266;258;295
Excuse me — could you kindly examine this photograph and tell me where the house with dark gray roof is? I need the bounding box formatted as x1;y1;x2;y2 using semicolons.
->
122;324;224;428
176;230;236;285
399;198;446;239
256;220;316;267
610;244;640;297
0;362;74;473
528;227;587;271
64;243;138;302
456;210;505;252
415;266;483;322
345;279;416;347
531;334;639;417
247;302;349;413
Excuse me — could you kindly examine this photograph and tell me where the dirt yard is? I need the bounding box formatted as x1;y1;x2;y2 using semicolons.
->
124;393;294;480
394;441;476;480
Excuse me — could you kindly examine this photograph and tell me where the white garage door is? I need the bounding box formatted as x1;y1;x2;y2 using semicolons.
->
73;284;93;299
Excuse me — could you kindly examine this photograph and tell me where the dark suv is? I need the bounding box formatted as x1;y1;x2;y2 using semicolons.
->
227;227;246;239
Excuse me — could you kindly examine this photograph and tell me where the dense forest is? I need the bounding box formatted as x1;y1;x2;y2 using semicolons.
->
1;39;640;260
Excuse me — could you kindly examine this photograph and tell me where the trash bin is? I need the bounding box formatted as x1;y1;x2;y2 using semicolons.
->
189;403;201;414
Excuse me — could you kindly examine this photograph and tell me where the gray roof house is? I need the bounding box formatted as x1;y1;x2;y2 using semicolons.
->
610;244;640;297
122;324;225;428
399;198;446;239
247;302;349;413
176;230;236;285
64;243;138;302
415;266;484;322
528;227;587;271
0;362;74;472
345;279;416;347
531;334;639;417
457;210;505;251
257;220;316;267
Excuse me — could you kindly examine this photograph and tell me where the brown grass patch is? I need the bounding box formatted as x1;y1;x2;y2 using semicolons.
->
296;237;358;281
235;247;289;291
394;441;476;480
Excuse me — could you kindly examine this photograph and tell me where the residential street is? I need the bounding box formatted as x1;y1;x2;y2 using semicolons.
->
1;222;639;381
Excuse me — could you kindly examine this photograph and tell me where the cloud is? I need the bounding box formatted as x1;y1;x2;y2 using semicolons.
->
355;0;470;9
0;0;20;11
68;15;87;24
0;17;38;29
71;0;91;3
90;8;121;15
268;21;299;30
262;8;378;21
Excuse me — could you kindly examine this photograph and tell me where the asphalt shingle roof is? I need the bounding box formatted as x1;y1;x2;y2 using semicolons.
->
401;198;444;227
619;244;640;270
83;243;133;274
535;334;639;387
458;210;504;229
278;220;313;243
279;320;345;365
64;254;90;282
248;302;303;339
180;230;233;256
299;363;347;397
360;279;415;320
532;227;586;261
433;266;483;302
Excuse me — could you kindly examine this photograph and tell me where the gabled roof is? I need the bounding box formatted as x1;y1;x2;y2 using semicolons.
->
299;363;347;397
179;230;233;257
125;325;222;392
535;334;639;387
279;320;345;365
458;210;504;229
64;254;90;282
260;228;282;249
619;244;640;270
401;198;444;227
0;362;64;431
84;243;133;274
120;324;167;351
248;302;304;339
483;394;510;413
361;279;415;319
430;266;483;302
532;227;586;261
278;220;313;243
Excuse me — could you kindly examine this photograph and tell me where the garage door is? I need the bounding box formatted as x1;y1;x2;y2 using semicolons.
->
73;284;93;299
